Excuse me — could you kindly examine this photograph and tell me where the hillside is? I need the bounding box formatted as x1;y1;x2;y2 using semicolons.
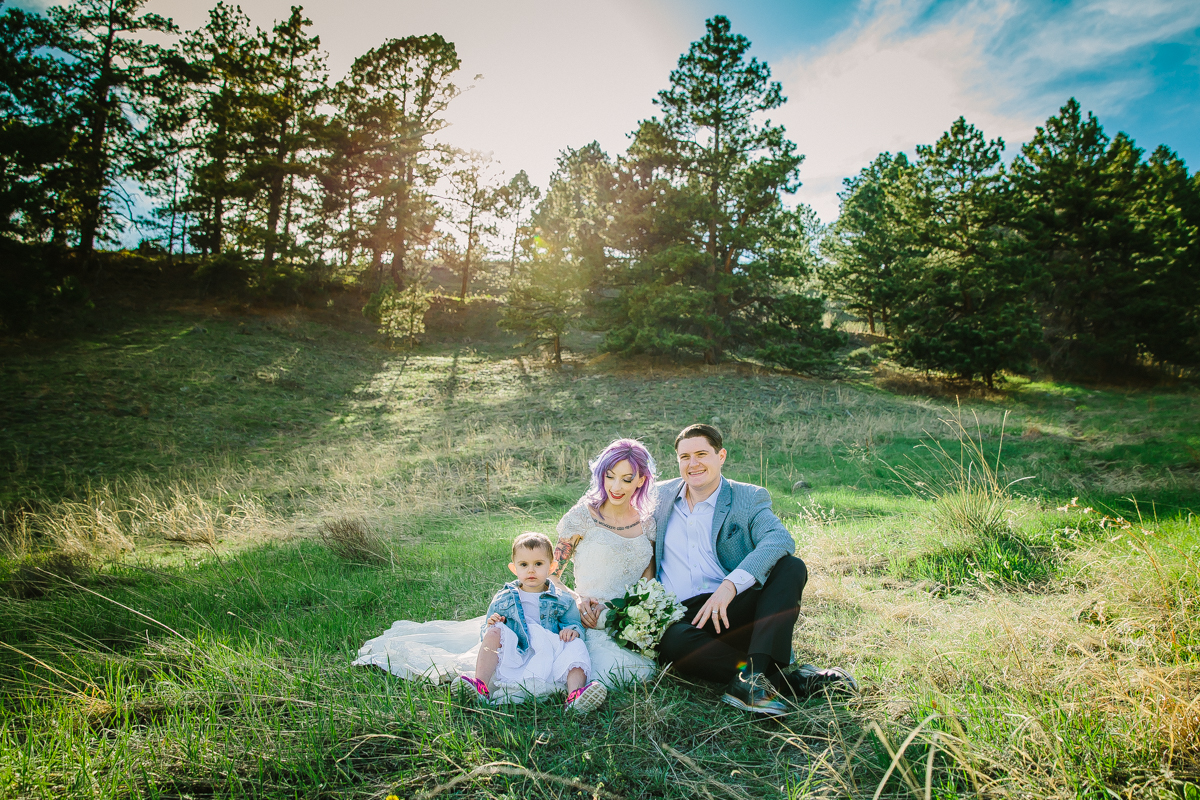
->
1;305;1197;799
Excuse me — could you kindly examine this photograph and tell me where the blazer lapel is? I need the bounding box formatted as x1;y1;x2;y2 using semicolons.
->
654;479;682;567
709;479;733;551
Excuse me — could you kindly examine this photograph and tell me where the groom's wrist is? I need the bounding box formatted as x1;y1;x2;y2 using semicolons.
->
724;569;755;595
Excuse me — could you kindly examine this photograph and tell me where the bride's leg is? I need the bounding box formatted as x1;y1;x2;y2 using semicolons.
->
476;626;502;690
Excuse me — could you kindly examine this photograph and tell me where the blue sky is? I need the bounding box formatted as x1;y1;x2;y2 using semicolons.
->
15;0;1200;222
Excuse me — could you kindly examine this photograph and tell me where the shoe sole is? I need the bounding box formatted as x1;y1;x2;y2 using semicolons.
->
821;667;860;694
452;677;490;703
720;692;787;716
790;665;860;696
567;682;607;714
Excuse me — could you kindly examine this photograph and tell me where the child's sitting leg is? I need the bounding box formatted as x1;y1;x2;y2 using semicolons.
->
455;620;503;701
557;635;606;713
475;624;503;690
565;666;585;694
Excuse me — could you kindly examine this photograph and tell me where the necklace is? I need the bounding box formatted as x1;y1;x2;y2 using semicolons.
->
594;515;641;531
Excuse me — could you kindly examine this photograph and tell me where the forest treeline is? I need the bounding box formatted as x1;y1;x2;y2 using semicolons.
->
2;2;1198;383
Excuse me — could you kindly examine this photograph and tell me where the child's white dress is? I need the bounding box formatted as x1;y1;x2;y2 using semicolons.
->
489;590;591;703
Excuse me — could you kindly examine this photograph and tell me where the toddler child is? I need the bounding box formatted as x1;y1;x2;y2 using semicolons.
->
455;532;607;713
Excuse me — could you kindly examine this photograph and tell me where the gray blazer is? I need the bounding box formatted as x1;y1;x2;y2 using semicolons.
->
652;476;795;588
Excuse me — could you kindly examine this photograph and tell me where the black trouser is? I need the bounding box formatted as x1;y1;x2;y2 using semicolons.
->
658;555;807;683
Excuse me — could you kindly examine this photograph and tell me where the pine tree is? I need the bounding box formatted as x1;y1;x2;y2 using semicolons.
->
331;33;460;288
820;152;913;335
497;169;541;279
891;117;1039;388
607;16;831;367
441;150;501;300
245;7;326;278
171;2;260;258
500;244;583;364
0;6;74;244
533;142;617;300
1126;145;1200;368
44;0;177;253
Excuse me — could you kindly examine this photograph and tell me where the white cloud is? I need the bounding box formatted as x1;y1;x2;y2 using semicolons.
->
776;0;1200;222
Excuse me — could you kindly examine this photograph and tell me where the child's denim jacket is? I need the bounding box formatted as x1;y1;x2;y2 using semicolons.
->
482;580;583;656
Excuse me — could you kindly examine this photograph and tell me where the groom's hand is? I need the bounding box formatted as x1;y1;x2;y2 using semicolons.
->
692;580;736;633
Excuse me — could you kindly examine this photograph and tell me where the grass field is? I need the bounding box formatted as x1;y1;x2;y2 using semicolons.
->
1;304;1198;799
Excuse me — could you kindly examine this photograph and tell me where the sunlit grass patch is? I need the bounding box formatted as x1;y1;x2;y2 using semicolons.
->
3;308;1200;798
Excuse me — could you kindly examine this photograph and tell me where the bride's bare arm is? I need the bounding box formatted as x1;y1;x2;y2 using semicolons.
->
640;555;655;581
549;533;581;597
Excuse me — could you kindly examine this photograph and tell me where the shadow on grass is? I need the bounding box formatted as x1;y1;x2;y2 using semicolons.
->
0;309;392;508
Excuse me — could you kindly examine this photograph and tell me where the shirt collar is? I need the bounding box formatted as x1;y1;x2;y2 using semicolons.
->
674;477;726;511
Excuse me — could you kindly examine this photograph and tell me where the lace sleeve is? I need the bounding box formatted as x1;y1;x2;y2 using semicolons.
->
642;512;657;543
555;503;588;542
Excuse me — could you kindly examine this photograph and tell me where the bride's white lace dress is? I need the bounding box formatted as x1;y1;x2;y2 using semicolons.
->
352;502;657;699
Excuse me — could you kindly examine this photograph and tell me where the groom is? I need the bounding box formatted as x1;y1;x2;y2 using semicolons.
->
653;424;855;716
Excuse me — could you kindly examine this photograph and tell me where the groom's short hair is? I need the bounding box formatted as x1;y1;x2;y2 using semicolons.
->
674;423;723;452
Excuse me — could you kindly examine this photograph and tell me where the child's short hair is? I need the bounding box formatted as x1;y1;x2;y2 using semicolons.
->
511;531;554;560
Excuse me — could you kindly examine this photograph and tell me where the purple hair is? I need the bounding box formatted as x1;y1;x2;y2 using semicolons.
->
585;438;657;519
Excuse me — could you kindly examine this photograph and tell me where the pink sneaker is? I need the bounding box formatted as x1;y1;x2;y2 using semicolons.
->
453;675;490;703
565;680;607;714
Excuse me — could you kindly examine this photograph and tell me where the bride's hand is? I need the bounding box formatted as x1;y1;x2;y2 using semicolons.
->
579;597;603;629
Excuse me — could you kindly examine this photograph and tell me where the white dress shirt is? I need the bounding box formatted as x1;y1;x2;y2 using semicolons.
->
660;478;756;602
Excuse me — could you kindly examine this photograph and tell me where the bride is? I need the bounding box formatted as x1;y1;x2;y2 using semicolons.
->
549;438;658;685
353;438;659;698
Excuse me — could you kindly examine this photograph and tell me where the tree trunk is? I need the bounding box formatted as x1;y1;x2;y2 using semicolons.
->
369;194;394;287
282;169;296;268
261;139;288;273
867;309;876;334
209;99;229;255
79;24;117;255
459;205;476;301
391;159;415;289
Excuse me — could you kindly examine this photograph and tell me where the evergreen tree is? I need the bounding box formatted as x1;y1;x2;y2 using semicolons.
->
497;169;541;278
1007;98;1193;375
533;142;617;300
441;150;501;300
500;243;583;364
43;0;177;253
0;6;73;243
608;15;830;367
244;7;326;278
331;33;460;288
820;152;913;334
891;117;1039;388
1126;145;1200;368
171;2;260;258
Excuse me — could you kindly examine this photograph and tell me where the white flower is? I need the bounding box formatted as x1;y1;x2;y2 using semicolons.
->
605;578;687;658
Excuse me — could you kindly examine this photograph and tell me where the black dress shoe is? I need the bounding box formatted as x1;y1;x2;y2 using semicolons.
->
779;664;859;698
721;670;788;716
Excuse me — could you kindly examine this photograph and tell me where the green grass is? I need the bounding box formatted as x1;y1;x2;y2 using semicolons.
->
2;307;1199;798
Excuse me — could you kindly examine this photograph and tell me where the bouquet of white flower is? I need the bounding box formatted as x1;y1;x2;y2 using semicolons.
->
604;578;686;658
